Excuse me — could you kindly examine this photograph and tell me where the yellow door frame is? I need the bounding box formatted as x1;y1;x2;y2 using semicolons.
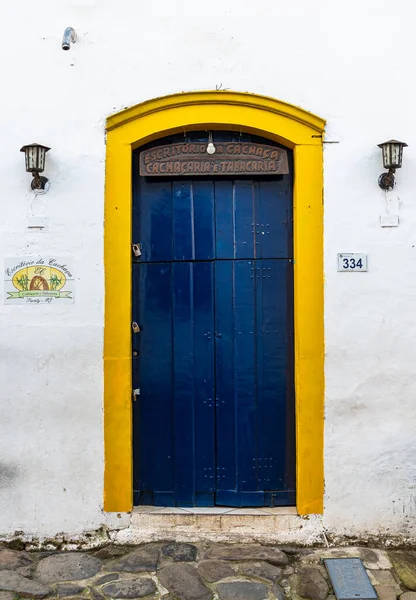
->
104;91;325;515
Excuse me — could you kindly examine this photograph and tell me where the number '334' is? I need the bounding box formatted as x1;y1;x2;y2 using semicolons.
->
343;258;363;269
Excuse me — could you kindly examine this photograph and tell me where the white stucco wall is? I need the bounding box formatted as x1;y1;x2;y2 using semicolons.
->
0;0;415;540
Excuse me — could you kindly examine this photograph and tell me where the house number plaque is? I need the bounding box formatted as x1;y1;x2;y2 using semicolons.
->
140;142;289;177
337;253;368;272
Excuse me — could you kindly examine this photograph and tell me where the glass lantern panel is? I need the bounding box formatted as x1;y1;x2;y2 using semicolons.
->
390;144;402;168
382;145;392;169
38;148;46;171
27;147;39;171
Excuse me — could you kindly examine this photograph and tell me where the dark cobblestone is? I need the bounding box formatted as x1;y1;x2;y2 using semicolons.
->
101;578;156;598
36;553;102;583
272;582;285;600
109;546;159;573
162;543;197;562
0;570;51;598
297;566;329;600
217;581;268;600
198;560;236;582
391;552;416;591
0;550;33;571
238;561;282;582
158;563;212;600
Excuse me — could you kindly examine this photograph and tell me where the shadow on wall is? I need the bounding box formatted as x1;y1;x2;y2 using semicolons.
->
0;463;18;487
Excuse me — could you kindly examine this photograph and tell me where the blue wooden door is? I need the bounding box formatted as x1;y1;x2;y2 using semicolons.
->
132;133;295;507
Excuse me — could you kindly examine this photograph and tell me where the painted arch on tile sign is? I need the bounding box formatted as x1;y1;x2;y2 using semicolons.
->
103;90;325;515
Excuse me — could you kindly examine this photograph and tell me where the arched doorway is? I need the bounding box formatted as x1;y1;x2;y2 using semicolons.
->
104;91;325;515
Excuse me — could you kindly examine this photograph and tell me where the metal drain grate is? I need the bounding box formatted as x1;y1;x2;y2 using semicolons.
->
324;558;378;600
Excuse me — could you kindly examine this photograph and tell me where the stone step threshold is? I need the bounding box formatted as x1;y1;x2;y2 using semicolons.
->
110;506;322;546
134;506;299;515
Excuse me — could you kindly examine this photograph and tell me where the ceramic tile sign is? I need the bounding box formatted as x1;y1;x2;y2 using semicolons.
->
4;257;74;305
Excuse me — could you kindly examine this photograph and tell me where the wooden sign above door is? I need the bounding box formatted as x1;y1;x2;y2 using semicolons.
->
139;142;289;177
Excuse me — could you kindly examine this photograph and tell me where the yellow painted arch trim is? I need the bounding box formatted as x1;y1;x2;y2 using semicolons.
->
107;91;325;134
104;91;325;515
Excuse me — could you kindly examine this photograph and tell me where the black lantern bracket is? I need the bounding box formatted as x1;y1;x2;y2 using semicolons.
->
31;173;49;191
378;169;396;192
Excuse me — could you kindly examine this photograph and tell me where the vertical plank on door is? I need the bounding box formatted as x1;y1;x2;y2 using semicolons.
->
193;262;216;504
172;261;215;506
234;181;256;259
173;182;193;261
258;260;291;493
215;180;234;259
193;181;215;260
215;260;264;506
214;260;236;495
258;179;292;259
172;261;194;505
233;260;258;493
133;262;174;504
136;179;173;262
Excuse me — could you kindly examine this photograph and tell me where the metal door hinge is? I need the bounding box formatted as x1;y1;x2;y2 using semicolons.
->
132;321;141;333
133;388;140;401
132;243;142;257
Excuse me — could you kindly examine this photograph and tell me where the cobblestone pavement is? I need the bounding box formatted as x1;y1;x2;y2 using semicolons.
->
0;543;415;600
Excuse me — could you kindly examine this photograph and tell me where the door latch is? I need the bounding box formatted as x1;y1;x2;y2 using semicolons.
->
132;243;142;258
131;321;141;333
133;388;140;401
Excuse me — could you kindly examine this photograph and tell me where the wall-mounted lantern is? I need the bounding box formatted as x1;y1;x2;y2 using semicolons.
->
378;139;407;191
20;143;50;191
